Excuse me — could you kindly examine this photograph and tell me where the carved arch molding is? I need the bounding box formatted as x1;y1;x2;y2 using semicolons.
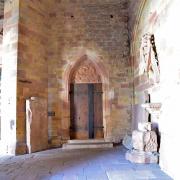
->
70;60;101;84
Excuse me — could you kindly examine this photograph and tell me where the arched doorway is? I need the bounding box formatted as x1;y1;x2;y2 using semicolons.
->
61;52;110;142
69;59;103;139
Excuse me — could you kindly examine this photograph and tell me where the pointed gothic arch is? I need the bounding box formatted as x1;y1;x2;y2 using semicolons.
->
70;58;102;84
61;54;110;140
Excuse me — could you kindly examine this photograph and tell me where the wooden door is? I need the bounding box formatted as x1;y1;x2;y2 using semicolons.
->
94;84;104;138
70;84;89;139
70;83;103;139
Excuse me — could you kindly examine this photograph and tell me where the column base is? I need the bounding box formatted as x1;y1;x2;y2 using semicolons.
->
126;150;159;164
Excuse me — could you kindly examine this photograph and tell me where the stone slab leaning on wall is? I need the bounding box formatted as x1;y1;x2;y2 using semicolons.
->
26;97;48;153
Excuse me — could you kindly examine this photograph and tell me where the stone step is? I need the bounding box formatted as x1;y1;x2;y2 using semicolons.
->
63;139;113;149
67;139;106;144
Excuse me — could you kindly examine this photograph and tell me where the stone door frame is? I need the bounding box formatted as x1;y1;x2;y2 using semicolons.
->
61;51;110;141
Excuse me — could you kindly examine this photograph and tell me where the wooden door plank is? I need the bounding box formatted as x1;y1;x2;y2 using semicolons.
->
70;84;89;139
88;84;94;139
94;83;104;138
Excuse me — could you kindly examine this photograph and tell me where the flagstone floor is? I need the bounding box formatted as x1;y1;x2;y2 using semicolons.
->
0;146;172;180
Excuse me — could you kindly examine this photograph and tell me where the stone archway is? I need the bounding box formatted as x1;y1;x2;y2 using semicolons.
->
70;59;103;139
61;54;110;141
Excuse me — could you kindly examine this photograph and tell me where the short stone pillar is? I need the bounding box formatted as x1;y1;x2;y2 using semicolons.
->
126;122;159;163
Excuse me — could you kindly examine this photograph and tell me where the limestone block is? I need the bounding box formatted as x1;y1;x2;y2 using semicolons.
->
132;130;158;152
132;130;144;151
144;131;158;152
125;150;159;164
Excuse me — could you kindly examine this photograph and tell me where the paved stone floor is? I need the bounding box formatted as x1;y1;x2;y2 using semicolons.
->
0;146;172;180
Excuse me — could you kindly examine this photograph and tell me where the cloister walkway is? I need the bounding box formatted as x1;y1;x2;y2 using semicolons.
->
0;146;172;180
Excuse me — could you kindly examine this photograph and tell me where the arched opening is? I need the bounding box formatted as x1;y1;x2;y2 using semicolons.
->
61;53;110;141
69;58;103;139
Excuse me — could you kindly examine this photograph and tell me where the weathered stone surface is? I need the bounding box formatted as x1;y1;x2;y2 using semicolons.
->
26;97;48;153
0;0;133;154
17;1;51;152
132;130;158;152
126;150;159;164
129;1;180;176
132;130;144;151
0;146;172;180
0;0;19;155
71;59;101;83
63;139;113;149
144;131;157;152
46;0;132;145
4;0;132;152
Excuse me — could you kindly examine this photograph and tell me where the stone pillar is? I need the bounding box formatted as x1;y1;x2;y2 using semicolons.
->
0;0;19;155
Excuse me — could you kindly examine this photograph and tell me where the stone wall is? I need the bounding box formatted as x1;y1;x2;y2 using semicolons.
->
129;0;180;179
16;1;54;154
0;35;2;140
0;0;19;155
1;0;132;154
0;1;4;136
47;0;132;145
